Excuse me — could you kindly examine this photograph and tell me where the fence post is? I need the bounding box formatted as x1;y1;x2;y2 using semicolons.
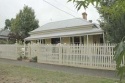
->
24;40;26;57
15;41;18;59
89;44;92;67
59;44;62;64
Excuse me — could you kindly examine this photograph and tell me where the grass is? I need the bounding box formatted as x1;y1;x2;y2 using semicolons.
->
0;63;124;83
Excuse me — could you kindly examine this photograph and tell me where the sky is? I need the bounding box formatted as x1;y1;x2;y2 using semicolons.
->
0;0;100;29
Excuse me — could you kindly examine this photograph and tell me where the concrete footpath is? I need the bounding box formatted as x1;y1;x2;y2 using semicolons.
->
0;58;118;79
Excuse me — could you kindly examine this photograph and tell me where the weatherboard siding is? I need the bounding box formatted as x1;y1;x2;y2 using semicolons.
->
61;37;70;44
45;39;51;44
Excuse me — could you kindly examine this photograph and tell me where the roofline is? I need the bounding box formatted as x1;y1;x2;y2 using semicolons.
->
29;24;93;34
30;18;93;33
25;29;103;40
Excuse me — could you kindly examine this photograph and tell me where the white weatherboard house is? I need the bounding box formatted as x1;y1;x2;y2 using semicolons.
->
23;13;117;70
25;12;104;44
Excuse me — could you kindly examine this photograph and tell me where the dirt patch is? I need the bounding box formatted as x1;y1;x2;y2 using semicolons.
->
0;75;35;83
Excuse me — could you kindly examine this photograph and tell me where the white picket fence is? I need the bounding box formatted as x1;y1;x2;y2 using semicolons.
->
0;43;39;60
37;44;117;70
0;44;22;60
0;43;124;70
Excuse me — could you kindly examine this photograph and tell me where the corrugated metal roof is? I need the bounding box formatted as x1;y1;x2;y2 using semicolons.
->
0;29;10;37
0;36;8;39
25;28;103;40
31;18;92;33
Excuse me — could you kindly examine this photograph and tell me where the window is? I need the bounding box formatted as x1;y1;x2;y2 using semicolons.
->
70;37;73;44
100;38;103;43
40;40;42;44
81;36;84;44
41;39;45;44
51;38;60;44
74;37;80;44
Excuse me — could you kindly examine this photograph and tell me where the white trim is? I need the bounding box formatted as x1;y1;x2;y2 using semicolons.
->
103;32;105;43
25;30;103;40
30;25;93;35
87;35;88;45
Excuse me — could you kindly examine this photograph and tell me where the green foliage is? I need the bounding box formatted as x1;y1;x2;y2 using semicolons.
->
95;0;125;43
10;5;39;41
68;0;125;43
68;0;125;18
0;39;8;44
99;14;125;43
30;56;37;62
68;0;100;9
23;56;28;60
17;56;23;61
114;37;125;82
4;19;11;29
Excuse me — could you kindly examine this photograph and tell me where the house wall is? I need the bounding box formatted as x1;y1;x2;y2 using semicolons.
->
93;35;100;44
84;36;87;44
89;35;93;44
45;39;51;44
83;35;102;44
31;40;37;44
61;37;70;44
30;35;101;44
84;35;93;44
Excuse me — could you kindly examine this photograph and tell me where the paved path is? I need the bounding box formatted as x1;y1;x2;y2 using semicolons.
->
0;58;118;79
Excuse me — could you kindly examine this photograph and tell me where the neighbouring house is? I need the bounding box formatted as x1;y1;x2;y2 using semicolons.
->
0;29;10;43
25;12;104;45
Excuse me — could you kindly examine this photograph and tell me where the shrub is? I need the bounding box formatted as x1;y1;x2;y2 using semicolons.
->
23;56;28;60
30;56;37;62
17;56;22;61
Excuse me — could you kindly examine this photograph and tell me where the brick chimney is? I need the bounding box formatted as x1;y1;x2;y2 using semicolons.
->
82;12;87;20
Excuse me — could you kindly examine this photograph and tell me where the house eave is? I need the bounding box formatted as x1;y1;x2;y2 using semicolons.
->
25;29;103;40
29;24;93;35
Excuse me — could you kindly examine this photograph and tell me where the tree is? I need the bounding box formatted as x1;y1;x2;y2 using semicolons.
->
68;0;125;41
68;0;125;19
71;0;125;15
10;5;39;41
68;0;125;82
4;19;11;29
68;0;125;43
114;37;125;82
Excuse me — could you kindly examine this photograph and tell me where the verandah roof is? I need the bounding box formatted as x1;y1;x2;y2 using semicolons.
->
25;28;103;40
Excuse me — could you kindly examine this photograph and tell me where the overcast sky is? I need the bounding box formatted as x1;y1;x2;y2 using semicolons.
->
0;0;100;29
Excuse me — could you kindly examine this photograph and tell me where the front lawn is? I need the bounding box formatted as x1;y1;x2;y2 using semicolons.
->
0;63;123;83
